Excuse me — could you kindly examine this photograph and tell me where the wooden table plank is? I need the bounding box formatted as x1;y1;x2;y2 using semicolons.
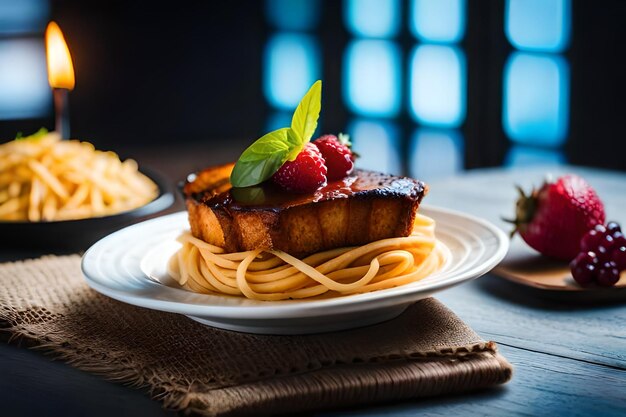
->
316;344;626;417
436;276;626;369
0;343;174;417
425;165;626;368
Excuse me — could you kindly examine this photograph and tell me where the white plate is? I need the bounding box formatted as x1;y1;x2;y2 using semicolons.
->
81;206;509;335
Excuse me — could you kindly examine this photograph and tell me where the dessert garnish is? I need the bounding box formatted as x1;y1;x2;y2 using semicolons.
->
314;134;355;180
230;80;323;189
570;221;625;287
271;142;328;193
230;80;355;193
506;174;606;261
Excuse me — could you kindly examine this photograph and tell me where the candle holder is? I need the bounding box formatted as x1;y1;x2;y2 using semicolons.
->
53;88;70;139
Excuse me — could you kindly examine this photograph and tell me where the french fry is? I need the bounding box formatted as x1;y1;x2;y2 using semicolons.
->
90;186;104;213
0;196;26;217
42;194;57;221
0;132;158;222
62;182;89;210
28;178;42;222
8;181;21;198
28;160;69;201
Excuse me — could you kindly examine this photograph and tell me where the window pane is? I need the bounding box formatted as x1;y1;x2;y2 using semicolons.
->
263;33;320;110
344;0;400;38
265;111;292;132
410;0;466;43
343;40;401;117
347;119;400;175
409;128;464;179
503;52;569;147
505;145;566;167
409;45;466;127
265;0;320;31
506;0;571;53
0;39;50;120
0;0;49;35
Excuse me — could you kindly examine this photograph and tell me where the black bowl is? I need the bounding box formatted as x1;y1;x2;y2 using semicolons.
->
1;167;176;253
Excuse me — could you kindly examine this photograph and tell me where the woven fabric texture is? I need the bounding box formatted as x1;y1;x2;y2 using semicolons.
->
0;255;512;416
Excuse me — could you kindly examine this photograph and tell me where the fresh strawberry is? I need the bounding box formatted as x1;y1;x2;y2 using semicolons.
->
508;174;606;261
272;142;327;193
314;134;354;181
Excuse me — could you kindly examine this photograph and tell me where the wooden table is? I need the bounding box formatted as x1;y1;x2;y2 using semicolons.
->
1;154;625;417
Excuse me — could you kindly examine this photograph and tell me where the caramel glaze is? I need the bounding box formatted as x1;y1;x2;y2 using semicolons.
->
189;169;427;213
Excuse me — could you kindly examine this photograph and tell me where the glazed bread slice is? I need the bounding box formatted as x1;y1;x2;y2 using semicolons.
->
183;163;428;257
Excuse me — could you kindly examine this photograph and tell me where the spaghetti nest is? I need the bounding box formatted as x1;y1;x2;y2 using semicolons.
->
168;213;449;301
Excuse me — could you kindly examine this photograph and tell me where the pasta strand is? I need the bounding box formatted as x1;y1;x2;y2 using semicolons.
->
168;213;449;301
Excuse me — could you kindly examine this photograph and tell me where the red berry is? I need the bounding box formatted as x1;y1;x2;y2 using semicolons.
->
599;234;616;252
596;245;611;262
272;142;327;193
607;221;621;234
594;224;607;234
570;252;598;287
612;246;626;270
314;134;354;181
580;229;603;252
572;264;597;287
510;174;606;261
597;261;620;287
612;232;626;247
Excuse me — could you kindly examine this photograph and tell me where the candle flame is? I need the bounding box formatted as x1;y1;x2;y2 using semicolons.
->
45;21;75;90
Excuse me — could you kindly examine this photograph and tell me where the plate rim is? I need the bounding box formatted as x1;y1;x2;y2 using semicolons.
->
81;204;510;319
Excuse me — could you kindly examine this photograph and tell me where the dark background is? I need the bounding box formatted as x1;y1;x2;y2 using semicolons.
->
1;0;625;174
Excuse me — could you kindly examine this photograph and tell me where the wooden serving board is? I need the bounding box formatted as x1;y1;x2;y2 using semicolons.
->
493;236;626;299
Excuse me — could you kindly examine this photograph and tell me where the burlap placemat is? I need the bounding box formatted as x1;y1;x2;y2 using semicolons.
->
0;255;512;416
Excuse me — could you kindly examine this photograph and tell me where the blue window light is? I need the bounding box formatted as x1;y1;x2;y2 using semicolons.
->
409;44;466;127
410;0;466;43
0;39;50;120
347;119;400;175
344;40;401;117
0;0;49;35
265;0;320;31
263;33;320;110
503;52;569;147
409;128;464;179
505;0;571;53
344;0;400;38
505;145;566;167
265;111;292;133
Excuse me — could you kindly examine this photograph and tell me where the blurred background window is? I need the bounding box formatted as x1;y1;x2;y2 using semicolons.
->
503;0;571;167
0;0;50;122
408;0;466;180
1;0;624;175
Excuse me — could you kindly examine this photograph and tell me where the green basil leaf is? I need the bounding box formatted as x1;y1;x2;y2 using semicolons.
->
15;127;48;141
230;185;266;205
290;80;321;145
230;128;291;187
285;128;305;161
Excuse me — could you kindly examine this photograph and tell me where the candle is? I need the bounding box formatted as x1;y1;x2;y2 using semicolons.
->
45;21;75;140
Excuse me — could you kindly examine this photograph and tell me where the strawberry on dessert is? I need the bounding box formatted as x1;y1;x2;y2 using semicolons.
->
507;174;606;261
314;134;354;181
272;142;328;193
